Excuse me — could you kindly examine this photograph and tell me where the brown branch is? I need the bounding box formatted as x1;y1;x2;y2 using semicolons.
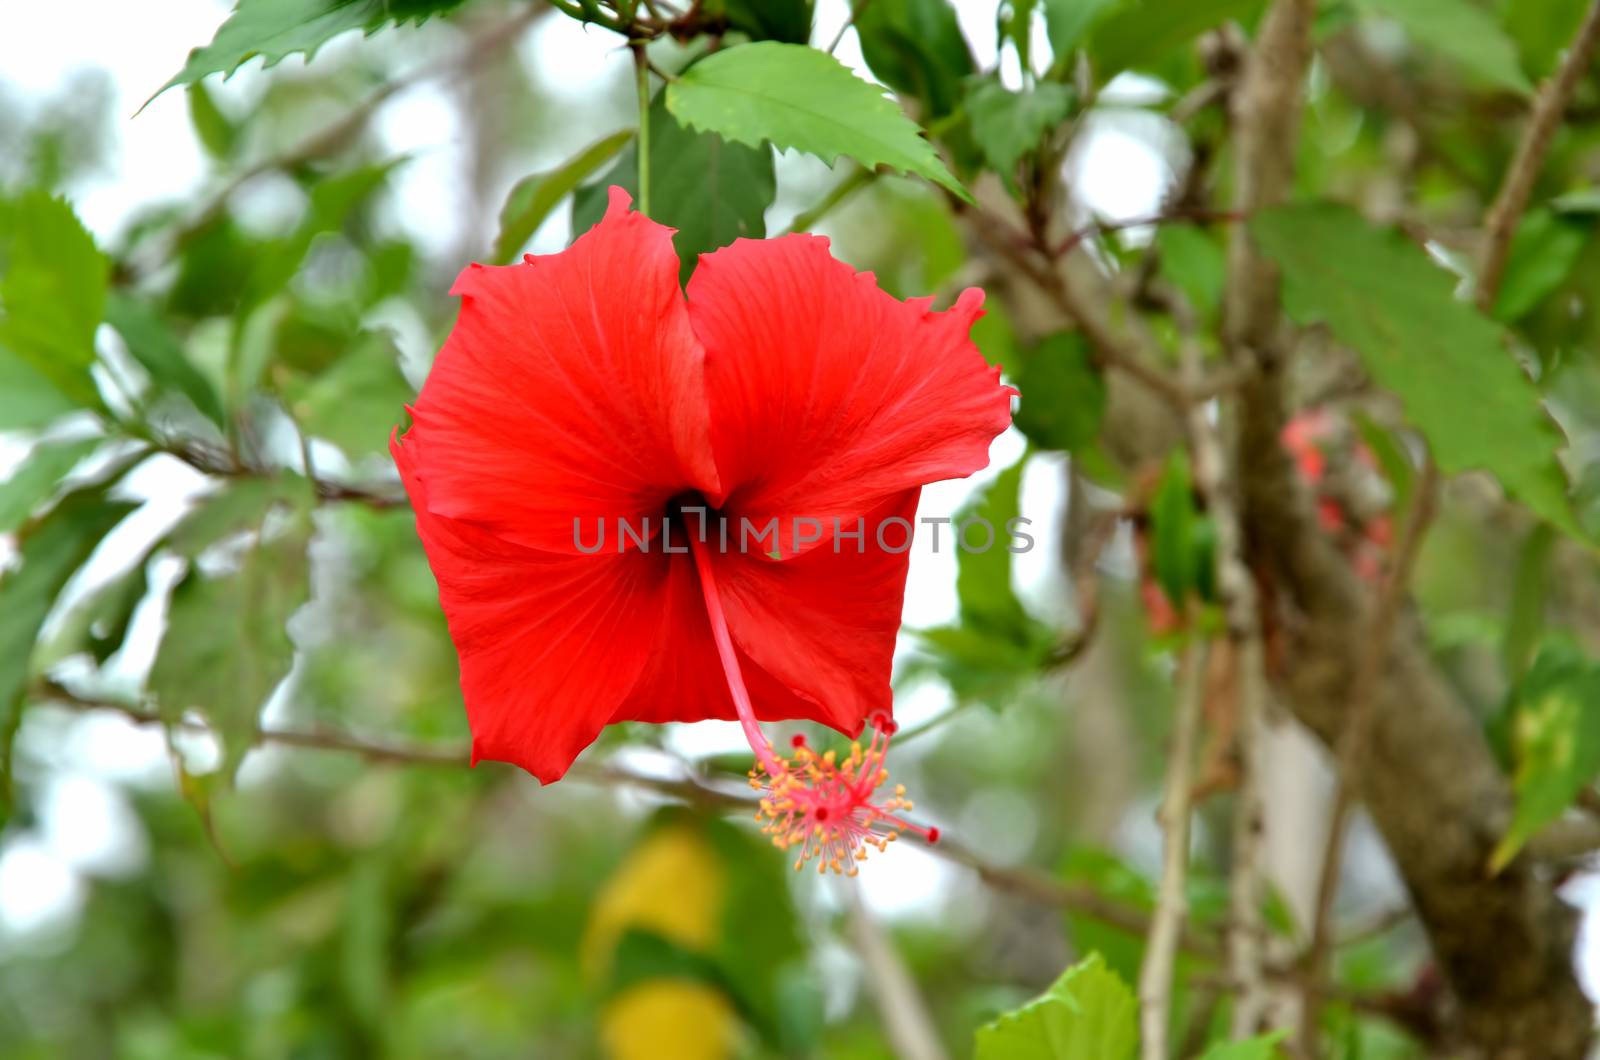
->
1298;454;1439;1057
1138;639;1209;1060
1476;0;1600;310
844;882;949;1060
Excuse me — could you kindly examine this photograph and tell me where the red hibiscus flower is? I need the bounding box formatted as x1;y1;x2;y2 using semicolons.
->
393;188;1013;872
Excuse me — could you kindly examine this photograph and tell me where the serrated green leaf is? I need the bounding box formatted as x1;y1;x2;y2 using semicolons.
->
1250;203;1581;539
856;0;976;119
1357;0;1531;95
1492;209;1589;322
974;952;1137;1060
665;41;967;201
964;79;1073;180
105;293;227;426
573;97;774;283
148;0;469;106
0;438;102;534
1195;1030;1290;1059
1088;0;1264;82
494;129;634;265
281;331;413;457
150;523;311;779
0;190;107;410
1490;647;1600;872
0;491;132;819
1015;332;1105;452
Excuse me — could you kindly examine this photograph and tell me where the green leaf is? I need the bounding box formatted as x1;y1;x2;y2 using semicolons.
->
0;437;102;534
954;453;1035;639
1042;0;1121;62
1157;223;1226;319
0;190;107;409
1502;525;1554;683
0;491;132;818
186;82;238;160
963;79;1074;180
1503;0;1591;81
1492;209;1589;322
1014;332;1105;452
169;477;313;559
665;41;968;201
0;354;80;430
973;952;1137;1060
1356;0;1531;95
856;0;976;119
104;293;227;426
1490;647;1600;872
1195;1031;1290;1059
573;97;775;283
493;129;634;265
1250;203;1581;539
148;0;468;106
705;0;813;43
1087;0;1264;83
150;521;311;779
1151;452;1197;607
281;331;414;458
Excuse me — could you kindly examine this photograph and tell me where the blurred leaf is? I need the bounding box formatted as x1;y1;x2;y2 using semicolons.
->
953;454;1040;645
0;437;101;534
48;556;151;667
964;79;1073;184
0;189;107;409
665;42;968;201
574;97;775;283
280;331;413;457
1157;223;1226;319
1015;332;1105;452
856;0;976;119
1195;1031;1289;1059
0;356;80;430
105;293;227;426
149;0;469;105
998;0;1042;73
170;477;312;558
1042;0;1120;63
1353;413;1415;514
1490;646;1600;872
1502;0;1590;81
602;977;738;1060
706;0;813;43
493;128;634;264
1087;0;1264;82
1357;0;1532;95
150;520;311;779
1151;452;1197;607
1502;524;1553;683
0;491;132;819
1251;203;1582;540
186;82;238;160
1492;209;1589;322
973;951;1137;1060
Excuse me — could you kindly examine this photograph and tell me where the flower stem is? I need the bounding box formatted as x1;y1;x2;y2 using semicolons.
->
631;43;652;218
687;529;782;776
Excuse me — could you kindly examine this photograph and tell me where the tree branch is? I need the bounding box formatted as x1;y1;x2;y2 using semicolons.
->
845;882;950;1060
1476;0;1600;310
1138;639;1208;1060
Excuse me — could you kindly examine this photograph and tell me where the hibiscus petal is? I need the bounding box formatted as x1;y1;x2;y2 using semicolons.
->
406;187;719;554
395;432;665;783
687;234;1013;554
716;488;922;736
